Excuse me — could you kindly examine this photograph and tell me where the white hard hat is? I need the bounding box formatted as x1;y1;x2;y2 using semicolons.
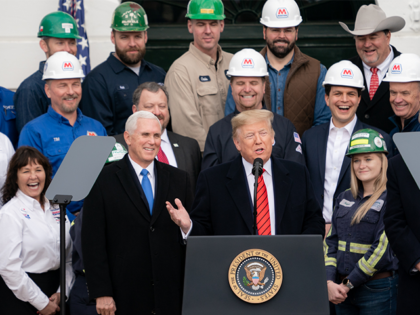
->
383;53;420;83
323;60;365;90
42;51;85;80
227;49;268;77
260;0;302;28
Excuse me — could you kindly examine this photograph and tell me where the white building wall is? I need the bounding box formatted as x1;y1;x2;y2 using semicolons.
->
0;0;119;90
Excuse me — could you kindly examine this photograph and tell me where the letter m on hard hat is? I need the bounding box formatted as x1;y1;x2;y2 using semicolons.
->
341;69;353;78
242;58;254;68
62;62;74;71
391;64;402;74
276;8;289;18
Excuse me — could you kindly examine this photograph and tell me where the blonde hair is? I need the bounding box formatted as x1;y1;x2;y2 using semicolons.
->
231;109;274;140
350;152;388;225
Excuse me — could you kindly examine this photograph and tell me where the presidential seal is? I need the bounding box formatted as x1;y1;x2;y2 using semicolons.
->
228;249;283;304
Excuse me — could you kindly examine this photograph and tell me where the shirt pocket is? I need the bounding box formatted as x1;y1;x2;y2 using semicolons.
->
356;210;380;242
197;83;222;131
45;145;70;174
114;85;131;116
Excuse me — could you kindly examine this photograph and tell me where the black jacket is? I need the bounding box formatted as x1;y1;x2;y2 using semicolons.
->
202;108;305;170
82;155;193;315
350;45;401;134
191;155;324;236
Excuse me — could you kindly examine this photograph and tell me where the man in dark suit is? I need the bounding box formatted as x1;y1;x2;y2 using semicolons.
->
113;82;201;188
202;48;305;170
384;148;420;315
339;4;405;133
302;60;393;236
167;109;324;237
82;111;193;315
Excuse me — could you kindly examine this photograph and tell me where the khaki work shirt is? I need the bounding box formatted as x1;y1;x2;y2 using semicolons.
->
165;43;233;151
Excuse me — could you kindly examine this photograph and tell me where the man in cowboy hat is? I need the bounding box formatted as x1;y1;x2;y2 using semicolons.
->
339;4;405;134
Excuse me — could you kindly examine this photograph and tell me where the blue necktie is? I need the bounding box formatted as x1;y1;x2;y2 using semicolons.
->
140;169;154;214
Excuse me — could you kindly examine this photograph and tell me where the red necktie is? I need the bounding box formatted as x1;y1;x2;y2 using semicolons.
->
256;169;271;235
369;67;379;100
157;147;169;164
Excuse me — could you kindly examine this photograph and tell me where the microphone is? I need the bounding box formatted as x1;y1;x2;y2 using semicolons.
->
252;158;263;235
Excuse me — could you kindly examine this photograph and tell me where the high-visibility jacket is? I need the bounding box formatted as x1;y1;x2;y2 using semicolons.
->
324;189;398;288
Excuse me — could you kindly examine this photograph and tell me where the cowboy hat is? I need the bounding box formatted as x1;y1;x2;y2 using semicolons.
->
339;4;405;36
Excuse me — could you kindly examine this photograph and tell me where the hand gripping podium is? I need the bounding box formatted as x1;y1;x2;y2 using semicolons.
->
182;235;329;315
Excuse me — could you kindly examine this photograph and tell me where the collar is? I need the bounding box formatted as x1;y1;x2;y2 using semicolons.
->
128;153;155;178
39;61;46;73
329;115;358;134
265;52;294;70
47;105;82;124
161;128;169;144
107;52;151;74
242;157;272;177
16;189;49;211
188;42;223;68
389;111;420;131
362;45;394;73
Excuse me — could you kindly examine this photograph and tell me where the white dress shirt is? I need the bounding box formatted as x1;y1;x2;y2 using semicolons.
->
128;154;156;197
0;133;15;209
242;158;276;235
363;46;394;92
156;129;178;167
323;116;357;223
0;190;73;311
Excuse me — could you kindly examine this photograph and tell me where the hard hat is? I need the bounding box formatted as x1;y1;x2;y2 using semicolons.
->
323;60;365;90
227;49;268;77
346;128;388;156
185;0;225;20
111;2;149;32
260;0;302;28
383;53;420;83
37;11;82;39
106;143;128;164
42;52;85;80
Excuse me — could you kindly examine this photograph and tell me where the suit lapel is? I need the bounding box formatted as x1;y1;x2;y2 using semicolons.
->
272;158;291;235
117;155;151;221
151;161;170;225
318;123;330;184
167;131;186;171
226;156;253;234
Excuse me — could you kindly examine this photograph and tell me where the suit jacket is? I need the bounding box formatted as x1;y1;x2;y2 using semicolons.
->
190;155;324;236
302;118;394;213
350;46;401;134
384;154;420;315
82;155;193;315
112;131;201;189
202;108;305;170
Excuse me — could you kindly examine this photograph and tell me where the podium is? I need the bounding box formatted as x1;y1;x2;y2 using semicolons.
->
182;235;329;315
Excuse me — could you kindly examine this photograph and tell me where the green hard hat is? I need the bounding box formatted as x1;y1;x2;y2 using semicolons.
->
106;143;128;164
37;11;81;39
186;0;225;20
111;2;149;32
346;129;388;157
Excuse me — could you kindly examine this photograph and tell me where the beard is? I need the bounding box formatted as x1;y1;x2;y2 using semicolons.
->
266;38;296;59
115;45;146;66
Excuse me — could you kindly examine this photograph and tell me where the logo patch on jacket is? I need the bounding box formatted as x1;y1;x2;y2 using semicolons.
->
293;132;301;144
199;76;211;82
340;199;355;207
371;200;384;212
87;131;97;136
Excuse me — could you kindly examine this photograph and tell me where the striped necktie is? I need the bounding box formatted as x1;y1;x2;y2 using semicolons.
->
369;67;379;100
256;169;271;235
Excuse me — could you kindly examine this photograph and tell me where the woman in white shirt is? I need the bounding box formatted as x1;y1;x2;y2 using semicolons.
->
0;146;73;315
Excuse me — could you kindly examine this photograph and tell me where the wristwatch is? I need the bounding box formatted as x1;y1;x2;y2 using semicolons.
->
342;278;354;290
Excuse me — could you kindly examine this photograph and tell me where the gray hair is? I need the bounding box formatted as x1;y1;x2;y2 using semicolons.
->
125;111;162;134
132;82;169;107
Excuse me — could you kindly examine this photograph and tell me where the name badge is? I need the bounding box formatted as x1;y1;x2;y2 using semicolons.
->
340;199;355;207
117;85;129;90
371;200;384;212
199;76;211;82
